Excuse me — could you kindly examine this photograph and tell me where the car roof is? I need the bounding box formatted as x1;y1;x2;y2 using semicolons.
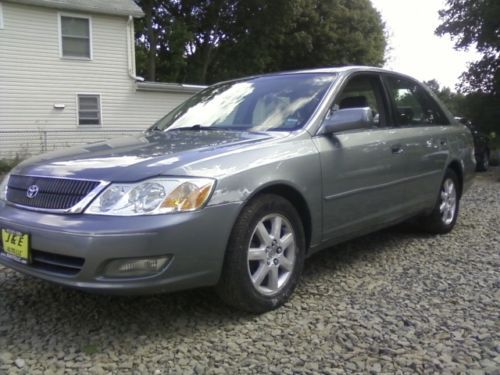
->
210;66;428;95
276;66;386;75
241;65;420;83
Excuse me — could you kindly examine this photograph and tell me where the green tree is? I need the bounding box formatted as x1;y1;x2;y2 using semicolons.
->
423;79;465;116
424;79;499;136
135;0;194;82
461;93;500;136
436;0;500;95
135;0;386;84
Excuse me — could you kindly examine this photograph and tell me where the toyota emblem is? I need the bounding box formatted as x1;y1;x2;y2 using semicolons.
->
26;185;40;199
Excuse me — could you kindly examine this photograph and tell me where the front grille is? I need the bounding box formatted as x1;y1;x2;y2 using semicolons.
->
6;175;100;210
31;249;85;276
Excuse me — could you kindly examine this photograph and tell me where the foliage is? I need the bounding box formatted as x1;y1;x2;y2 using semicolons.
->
423;79;466;116
424;79;500;140
0;158;21;174
436;0;500;95
134;0;386;84
460;92;500;138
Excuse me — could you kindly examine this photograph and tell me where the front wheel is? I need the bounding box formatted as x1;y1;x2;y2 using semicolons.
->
216;194;305;313
418;169;460;234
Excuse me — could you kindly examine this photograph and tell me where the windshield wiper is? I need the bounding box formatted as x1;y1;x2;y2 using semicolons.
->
169;124;230;131
188;124;206;130
147;125;163;132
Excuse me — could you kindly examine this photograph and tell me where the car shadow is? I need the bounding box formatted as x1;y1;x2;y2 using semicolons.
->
0;223;434;351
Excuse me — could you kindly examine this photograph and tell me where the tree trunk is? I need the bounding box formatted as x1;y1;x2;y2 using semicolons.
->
200;39;214;84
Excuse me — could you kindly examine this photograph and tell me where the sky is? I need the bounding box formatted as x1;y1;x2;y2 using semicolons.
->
371;0;482;91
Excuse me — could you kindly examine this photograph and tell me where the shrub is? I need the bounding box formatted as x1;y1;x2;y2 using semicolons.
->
0;158;22;174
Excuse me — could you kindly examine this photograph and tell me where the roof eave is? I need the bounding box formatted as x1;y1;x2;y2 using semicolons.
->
136;82;206;94
5;0;145;18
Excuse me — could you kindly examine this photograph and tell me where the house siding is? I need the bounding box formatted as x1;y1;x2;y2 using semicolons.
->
0;2;193;158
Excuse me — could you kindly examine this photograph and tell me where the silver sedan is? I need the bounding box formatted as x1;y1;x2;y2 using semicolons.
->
0;66;475;312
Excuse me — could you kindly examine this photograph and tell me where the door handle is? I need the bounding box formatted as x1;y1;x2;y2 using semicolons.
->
391;144;404;154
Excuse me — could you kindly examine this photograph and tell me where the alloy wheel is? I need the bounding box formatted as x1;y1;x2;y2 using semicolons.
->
247;214;296;296
439;178;457;225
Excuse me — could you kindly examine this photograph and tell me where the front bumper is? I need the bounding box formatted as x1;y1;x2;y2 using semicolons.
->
0;201;241;294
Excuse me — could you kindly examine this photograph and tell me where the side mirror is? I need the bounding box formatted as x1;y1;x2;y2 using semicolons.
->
322;107;374;133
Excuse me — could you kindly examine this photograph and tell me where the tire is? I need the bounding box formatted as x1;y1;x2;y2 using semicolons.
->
418;169;460;234
476;150;489;172
216;194;306;313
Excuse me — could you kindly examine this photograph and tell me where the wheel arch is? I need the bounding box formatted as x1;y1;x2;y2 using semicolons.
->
241;182;313;252
447;160;464;197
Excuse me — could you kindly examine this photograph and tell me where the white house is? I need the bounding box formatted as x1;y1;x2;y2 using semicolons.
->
0;0;204;159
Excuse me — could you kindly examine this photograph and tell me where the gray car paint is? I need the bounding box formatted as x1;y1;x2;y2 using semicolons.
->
0;66;475;294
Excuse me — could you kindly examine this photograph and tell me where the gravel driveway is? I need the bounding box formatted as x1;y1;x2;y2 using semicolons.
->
0;169;499;375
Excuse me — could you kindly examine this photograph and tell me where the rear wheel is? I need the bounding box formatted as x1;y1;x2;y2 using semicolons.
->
476;150;489;172
216;194;305;313
418;169;460;234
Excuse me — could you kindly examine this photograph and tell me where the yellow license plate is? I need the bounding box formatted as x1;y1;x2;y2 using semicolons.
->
1;229;30;264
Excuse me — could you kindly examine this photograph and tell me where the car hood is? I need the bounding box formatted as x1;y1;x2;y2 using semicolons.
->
13;130;283;181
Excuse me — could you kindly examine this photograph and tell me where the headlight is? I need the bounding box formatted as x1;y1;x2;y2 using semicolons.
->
0;173;10;201
85;177;215;216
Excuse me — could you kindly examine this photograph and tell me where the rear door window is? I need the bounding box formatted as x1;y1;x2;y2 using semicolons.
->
385;76;449;126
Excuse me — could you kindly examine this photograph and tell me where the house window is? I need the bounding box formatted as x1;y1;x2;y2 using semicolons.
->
0;3;4;29
60;15;91;58
78;94;101;125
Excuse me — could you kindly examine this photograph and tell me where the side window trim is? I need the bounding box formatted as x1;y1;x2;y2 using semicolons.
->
371;73;393;128
381;73;403;128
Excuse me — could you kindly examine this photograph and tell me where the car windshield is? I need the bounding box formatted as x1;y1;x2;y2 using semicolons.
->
152;73;337;132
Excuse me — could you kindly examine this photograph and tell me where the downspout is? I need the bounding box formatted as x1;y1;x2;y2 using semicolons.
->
127;15;144;82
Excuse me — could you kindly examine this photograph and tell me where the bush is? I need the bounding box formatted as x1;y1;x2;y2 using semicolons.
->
0;158;22;174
